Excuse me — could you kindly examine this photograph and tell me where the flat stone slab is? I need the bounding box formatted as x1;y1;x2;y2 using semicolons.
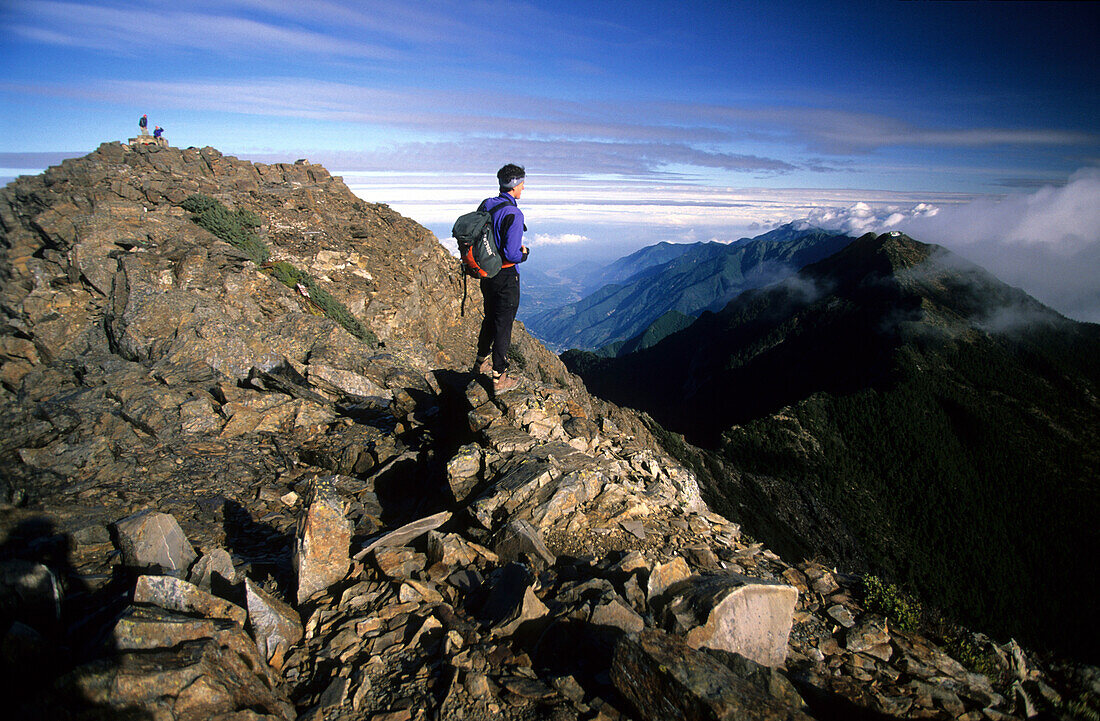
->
134;574;247;626
355;510;452;559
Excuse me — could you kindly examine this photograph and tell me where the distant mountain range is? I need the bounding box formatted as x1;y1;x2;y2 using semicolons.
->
563;232;1100;658
525;224;855;353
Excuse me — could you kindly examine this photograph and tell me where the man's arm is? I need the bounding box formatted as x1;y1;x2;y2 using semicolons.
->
498;209;527;264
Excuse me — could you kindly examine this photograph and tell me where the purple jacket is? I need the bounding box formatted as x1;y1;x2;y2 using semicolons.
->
482;193;526;266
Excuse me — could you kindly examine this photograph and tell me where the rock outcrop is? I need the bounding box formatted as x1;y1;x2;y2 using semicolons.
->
0;143;1088;720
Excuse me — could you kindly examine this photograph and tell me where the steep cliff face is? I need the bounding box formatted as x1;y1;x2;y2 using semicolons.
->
0;145;1082;721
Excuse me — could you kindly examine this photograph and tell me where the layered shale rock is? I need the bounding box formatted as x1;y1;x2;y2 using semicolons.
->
1;143;1086;720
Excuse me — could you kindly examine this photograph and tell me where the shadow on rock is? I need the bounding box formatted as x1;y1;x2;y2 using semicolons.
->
1;516;152;719
222;499;294;598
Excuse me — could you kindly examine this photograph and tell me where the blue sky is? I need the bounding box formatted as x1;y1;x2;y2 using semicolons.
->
2;1;1099;318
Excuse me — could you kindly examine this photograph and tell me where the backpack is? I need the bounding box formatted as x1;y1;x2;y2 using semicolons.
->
452;199;512;279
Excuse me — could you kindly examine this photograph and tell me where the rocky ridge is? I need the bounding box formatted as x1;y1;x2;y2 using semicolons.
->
0;143;1089;720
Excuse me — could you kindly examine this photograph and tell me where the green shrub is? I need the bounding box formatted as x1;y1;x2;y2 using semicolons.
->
862;575;923;632
181;193;269;265
268;261;302;288
1067;693;1100;721
507;344;527;370
298;273;378;345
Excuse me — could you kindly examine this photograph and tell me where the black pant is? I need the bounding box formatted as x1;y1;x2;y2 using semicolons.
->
477;266;520;373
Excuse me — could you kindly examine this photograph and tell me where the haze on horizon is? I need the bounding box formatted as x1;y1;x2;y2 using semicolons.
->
2;1;1098;320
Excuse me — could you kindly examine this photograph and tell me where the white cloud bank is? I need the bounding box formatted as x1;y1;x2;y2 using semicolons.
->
530;233;590;247
788;168;1100;322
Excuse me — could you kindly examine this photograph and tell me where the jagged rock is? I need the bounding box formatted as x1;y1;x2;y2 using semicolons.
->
844;614;891;661
0;620;48;675
294;475;351;604
801;563;839;596
101;604;292;717
190;548;239;589
480;563;548;636
134;574;247;626
469;400;503;432
611;628;813;721
494;519;556;568
660;572;798;667
527;471;593;528
54;636;295;720
427;531;493;570
111;605;254;661
446;443;483;501
646;556;692;601
114;510;197;574
470;459;554;529
399;579;443;604
701;647;807;711
615;550;651;575
482;421;538;453
371;546;427;579
70;522;112;548
825;604;856;629
245;579;303;671
590;596;645;634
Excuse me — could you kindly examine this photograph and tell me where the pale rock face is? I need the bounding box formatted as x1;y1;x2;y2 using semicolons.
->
660;573;799;668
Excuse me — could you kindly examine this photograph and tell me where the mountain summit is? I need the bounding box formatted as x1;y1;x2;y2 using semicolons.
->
565;231;1100;657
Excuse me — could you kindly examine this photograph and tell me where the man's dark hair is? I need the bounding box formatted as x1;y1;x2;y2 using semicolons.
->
497;164;525;188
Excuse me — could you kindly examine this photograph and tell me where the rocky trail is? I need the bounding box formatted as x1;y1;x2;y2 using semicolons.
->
0;142;1092;720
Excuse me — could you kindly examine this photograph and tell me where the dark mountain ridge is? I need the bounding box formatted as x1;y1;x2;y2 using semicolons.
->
565;232;1100;658
527;224;855;352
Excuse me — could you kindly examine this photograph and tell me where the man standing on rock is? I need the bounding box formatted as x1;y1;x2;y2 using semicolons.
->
473;164;528;395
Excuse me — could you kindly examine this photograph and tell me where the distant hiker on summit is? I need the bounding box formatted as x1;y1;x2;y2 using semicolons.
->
472;164;528;394
153;126;163;139
139;114;148;135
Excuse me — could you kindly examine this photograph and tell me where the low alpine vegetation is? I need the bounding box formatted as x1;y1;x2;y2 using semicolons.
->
181;193;268;265
181;194;377;346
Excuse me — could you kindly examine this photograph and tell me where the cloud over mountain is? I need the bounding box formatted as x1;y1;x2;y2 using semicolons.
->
782;169;1100;322
900;167;1100;322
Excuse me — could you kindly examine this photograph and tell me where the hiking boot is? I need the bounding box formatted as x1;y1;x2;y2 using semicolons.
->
492;372;518;395
473;356;491;375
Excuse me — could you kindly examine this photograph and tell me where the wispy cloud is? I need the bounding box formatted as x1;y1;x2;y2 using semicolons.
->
657;103;1100;155
5;1;398;59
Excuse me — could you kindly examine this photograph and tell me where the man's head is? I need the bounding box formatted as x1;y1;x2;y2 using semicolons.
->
498;164;525;197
